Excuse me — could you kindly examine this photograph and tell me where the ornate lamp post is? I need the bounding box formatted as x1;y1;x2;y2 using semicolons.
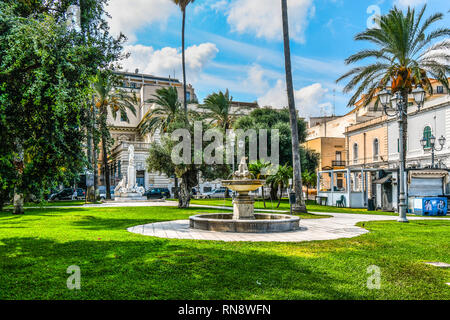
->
421;134;446;168
378;85;426;223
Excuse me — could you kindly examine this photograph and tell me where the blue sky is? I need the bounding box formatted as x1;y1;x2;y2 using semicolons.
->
108;0;450;118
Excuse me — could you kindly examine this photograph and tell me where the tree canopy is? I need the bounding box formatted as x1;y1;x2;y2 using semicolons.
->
0;0;125;209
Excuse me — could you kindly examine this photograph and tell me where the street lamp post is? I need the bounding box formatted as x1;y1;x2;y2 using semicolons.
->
378;85;426;223
421;134;446;168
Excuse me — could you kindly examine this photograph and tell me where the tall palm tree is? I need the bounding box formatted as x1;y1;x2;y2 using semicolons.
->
172;0;196;116
337;5;449;107
337;5;449;219
281;0;306;213
249;160;270;207
140;86;183;199
199;89;235;130
267;165;293;208
92;71;137;200
140;86;182;135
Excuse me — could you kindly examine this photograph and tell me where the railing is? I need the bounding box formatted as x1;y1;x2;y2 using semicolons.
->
332;160;347;167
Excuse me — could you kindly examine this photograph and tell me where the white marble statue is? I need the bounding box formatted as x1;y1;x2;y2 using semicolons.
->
114;177;126;194
126;145;136;189
234;157;251;179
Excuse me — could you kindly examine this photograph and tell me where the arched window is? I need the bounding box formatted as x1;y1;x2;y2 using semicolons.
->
353;143;359;164
423;126;432;148
373;138;379;161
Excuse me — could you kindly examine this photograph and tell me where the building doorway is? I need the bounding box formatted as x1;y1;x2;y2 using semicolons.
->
136;170;145;188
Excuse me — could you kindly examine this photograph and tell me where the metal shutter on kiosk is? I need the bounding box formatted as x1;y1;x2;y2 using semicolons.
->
409;177;443;197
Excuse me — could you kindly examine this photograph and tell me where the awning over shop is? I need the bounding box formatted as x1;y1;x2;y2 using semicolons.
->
373;174;392;184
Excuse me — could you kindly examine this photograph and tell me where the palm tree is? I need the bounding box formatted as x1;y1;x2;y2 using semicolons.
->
281;0;307;213
140;86;184;199
140;86;182;135
337;5;449;219
302;169;317;201
172;0;196;116
337;5;449;108
249;160;270;207
92;71;137;200
199;89;235;130
267;165;293;208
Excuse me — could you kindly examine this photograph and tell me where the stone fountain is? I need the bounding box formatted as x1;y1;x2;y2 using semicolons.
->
189;157;300;233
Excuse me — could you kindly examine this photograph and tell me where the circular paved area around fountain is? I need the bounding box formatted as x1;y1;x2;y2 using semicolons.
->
127;212;448;242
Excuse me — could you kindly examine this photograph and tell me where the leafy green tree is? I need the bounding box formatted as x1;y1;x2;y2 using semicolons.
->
267;165;293;208
0;1;125;212
302;169;317;201
199;89;235;130
147;114;229;208
233;107;309;167
172;0;195;116
92;71;137;199
248;160;270;207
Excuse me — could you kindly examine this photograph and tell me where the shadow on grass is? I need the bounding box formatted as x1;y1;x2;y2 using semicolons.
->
0;236;362;300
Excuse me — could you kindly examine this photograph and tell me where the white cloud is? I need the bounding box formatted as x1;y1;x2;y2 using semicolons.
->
107;0;177;42
121;43;219;83
394;0;427;8
258;81;332;117
227;0;315;43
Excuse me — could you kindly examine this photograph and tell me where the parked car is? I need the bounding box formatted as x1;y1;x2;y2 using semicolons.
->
99;186;115;200
203;187;228;199
49;188;75;201
144;188;171;200
75;188;86;200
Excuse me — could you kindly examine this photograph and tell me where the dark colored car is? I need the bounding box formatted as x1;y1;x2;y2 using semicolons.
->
49;188;75;201
144;188;171;199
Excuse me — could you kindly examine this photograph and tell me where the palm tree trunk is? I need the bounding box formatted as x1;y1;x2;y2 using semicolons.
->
262;186;266;208
281;0;306;213
277;185;282;208
102;134;111;200
182;8;188;117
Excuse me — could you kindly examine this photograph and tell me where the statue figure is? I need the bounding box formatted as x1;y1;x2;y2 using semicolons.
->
127;145;136;189
114;177;126;194
234;157;252;179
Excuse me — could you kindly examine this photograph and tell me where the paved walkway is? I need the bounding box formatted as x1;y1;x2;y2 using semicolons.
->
127;212;448;243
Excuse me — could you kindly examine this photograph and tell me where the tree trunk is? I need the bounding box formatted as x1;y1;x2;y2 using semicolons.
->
270;182;278;201
174;177;179;199
182;8;188;117
281;0;306;213
92;102;99;201
13;191;24;215
262;186;266;208
178;177;191;209
102;134;111;200
277;186;282;208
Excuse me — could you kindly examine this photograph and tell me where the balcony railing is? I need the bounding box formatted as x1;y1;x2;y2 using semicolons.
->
332;160;347;167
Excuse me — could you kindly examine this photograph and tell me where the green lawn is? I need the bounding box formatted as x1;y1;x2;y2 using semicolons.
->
0;206;449;300
5;200;98;208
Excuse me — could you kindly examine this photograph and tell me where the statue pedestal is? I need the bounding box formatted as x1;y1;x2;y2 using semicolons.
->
115;192;147;202
233;192;255;220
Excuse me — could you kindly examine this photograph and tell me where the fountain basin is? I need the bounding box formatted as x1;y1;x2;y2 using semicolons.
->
222;180;264;192
189;213;300;233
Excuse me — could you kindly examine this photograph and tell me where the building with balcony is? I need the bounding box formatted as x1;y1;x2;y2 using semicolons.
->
316;79;450;210
98;70;259;195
